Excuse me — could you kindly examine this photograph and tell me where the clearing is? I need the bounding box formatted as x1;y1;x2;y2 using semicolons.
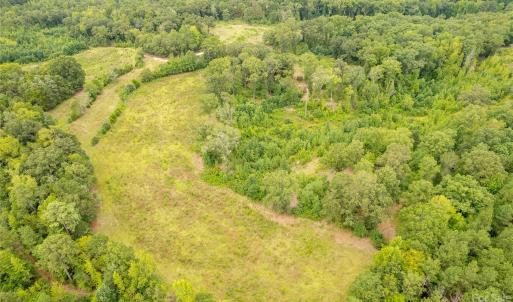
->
69;67;374;300
50;47;375;301
211;21;269;44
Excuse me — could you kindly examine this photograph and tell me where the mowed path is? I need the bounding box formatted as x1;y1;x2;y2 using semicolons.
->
50;54;164;147
76;70;374;301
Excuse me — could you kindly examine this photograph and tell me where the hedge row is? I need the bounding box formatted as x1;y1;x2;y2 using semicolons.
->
69;49;145;123
140;52;206;83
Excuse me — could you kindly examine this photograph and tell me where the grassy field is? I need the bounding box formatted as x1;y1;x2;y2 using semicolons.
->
72;47;138;82
211;21;270;44
72;70;375;301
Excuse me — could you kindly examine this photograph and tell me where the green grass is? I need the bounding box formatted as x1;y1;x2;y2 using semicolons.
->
211;21;270;44
76;71;375;301
72;47;138;82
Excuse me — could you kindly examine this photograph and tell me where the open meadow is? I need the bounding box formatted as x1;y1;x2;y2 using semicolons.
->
78;70;374;301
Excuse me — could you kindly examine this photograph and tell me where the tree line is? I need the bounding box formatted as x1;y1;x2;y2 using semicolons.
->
2;0;512;63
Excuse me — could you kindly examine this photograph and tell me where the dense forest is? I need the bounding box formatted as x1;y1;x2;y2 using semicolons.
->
1;0;513;301
2;0;513;63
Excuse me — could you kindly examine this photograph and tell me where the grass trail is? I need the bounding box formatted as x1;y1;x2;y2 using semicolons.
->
52;54;164;147
49;47;139;124
80;71;374;301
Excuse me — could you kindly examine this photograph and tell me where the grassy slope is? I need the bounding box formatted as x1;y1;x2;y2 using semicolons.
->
80;71;374;301
49;47;139;123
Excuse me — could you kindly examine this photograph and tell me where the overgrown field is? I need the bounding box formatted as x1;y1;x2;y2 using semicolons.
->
79;71;374;301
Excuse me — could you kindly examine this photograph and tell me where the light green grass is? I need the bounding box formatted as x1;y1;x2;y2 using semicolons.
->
66;54;164;145
48;92;89;125
71;47;138;82
78;71;374;301
211;21;270;44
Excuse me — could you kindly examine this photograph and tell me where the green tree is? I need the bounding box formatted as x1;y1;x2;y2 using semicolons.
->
241;56;265;99
324;171;392;230
323;140;364;171
376;166;400;199
418;131;455;160
376;143;412;179
398;196;457;253
437;174;494;216
461;144;507;190
0;136;20;161
45;56;85;92
417;155;440;182
200;36;225;61
262;170;296;213
493;179;513;232
204;57;233;98
35;233;80;281
495;226;513;263
202;125;240;165
41;200;81;235
9;174;38;214
172;279;195;302
0;250;33;291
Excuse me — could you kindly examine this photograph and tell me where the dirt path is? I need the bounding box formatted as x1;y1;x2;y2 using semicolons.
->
145;54;168;62
297;81;310;101
191;153;375;254
84;71;375;301
378;203;401;241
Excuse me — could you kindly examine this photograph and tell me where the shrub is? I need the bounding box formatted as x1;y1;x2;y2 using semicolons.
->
91;136;99;146
68;99;84;122
135;49;145;68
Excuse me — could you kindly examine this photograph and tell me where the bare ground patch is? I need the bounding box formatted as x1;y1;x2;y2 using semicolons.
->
332;226;376;254
249;203;298;225
293;157;320;175
378;203;402;241
191;153;204;173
